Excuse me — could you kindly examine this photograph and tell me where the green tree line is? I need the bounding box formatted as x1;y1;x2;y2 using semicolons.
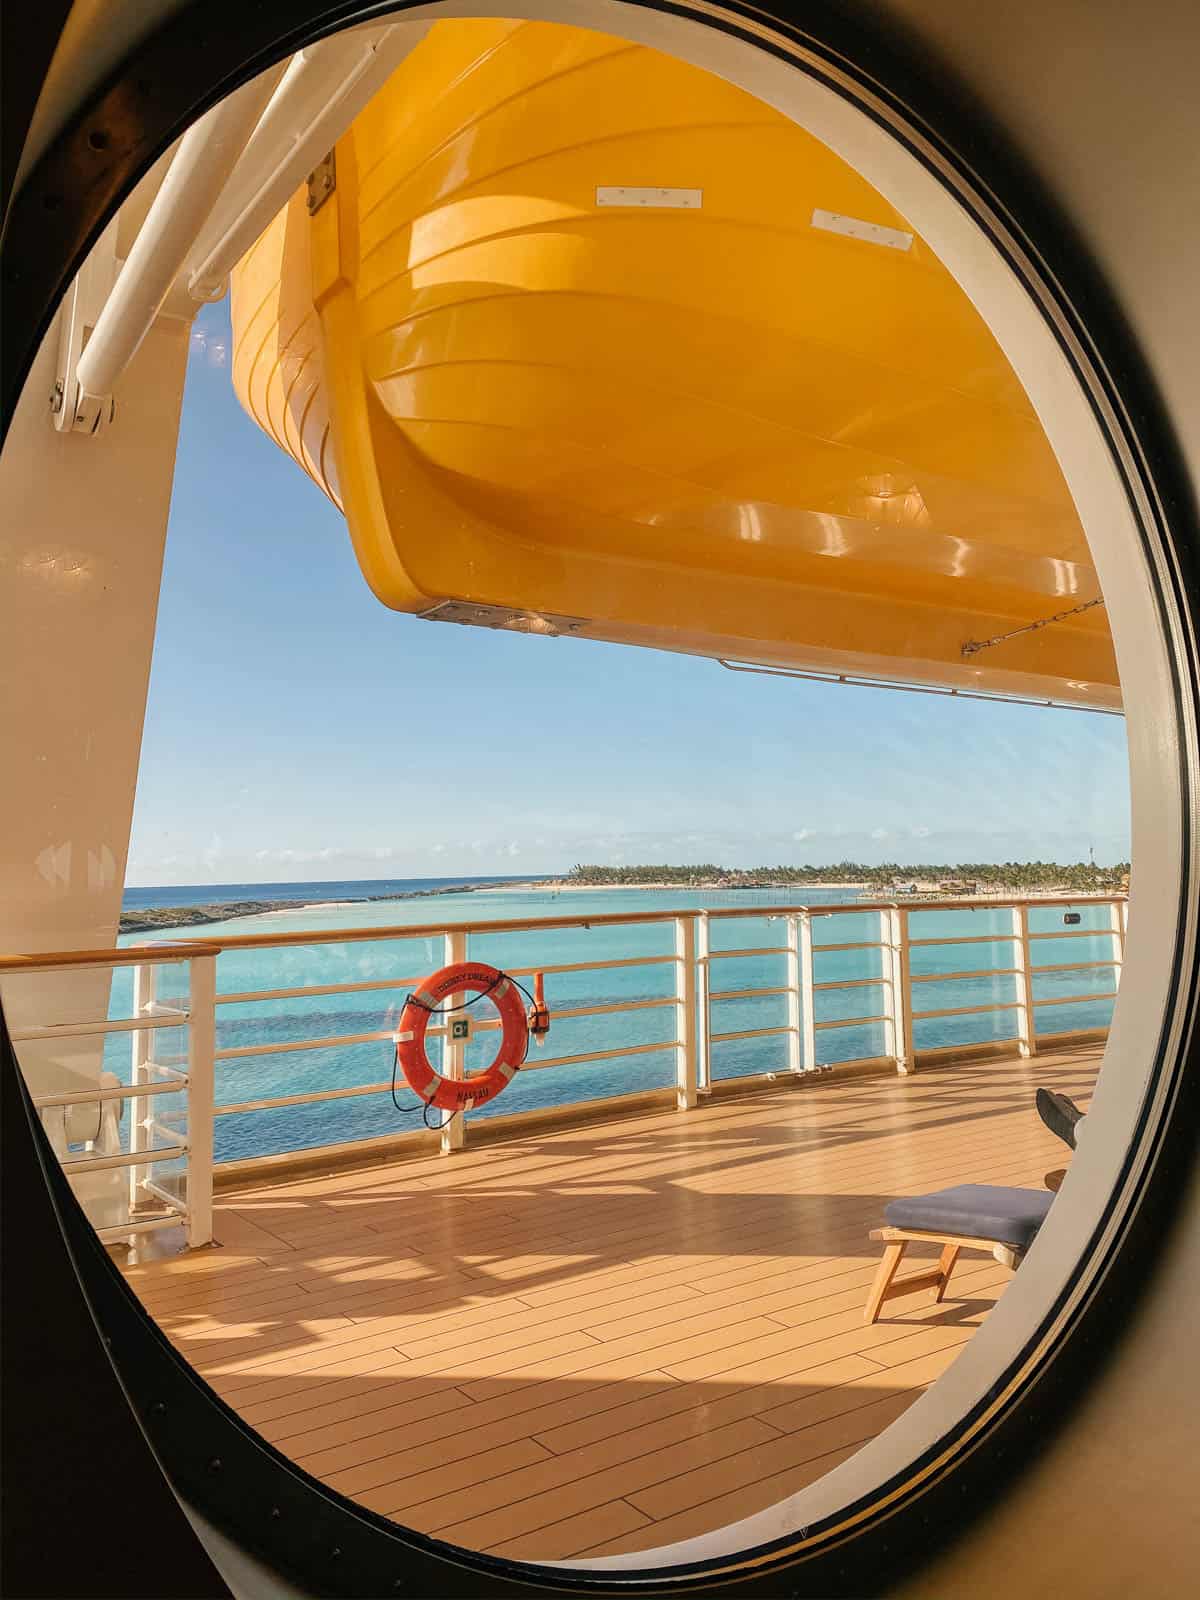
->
565;860;1130;891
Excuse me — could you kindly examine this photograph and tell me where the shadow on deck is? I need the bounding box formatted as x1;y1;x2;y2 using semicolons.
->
117;1044;1099;1560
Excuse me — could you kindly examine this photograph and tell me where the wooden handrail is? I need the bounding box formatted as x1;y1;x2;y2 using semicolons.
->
0;893;1128;966
0;941;221;973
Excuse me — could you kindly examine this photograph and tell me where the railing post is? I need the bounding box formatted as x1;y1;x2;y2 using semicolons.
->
1109;897;1126;983
695;912;711;1094
884;908;914;1075
129;962;155;1219
441;928;468;1154
881;909;896;1067
797;912;817;1073
187;954;216;1247
1012;904;1038;1058
674;915;698;1109
784;916;801;1074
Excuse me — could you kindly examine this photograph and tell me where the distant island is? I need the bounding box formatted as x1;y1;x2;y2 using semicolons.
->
555;861;1131;894
119;881;507;935
120;900;286;933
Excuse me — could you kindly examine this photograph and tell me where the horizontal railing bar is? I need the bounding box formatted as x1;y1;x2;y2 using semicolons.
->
709;986;791;1003
910;1001;1015;1020
1027;927;1120;941
436;997;674;1032
217;976;424;1004
812;976;889;992
709;1024;791;1044
813;1014;887;1032
215;1027;410;1060
215;953;679;1006
514;1039;679;1072
11;1010;189;1042
34;1077;186;1109
214;992;680;1063
61;1142;187;1174
215;1080;397;1116
1031;991;1116;1008
544;997;673;1020
1031;959;1118;974
812;940;885;955
705;946;789;961
910;968;1019;984
139;1176;189;1215
500;957;678;977
907;933;1017;948
216;1033;682;1098
147;1062;189;1084
97;1213;187;1242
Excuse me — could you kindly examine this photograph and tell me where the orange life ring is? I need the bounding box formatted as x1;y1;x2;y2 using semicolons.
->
395;962;527;1112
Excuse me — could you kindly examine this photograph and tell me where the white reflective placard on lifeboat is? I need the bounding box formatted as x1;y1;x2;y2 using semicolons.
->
595;186;703;208
811;208;913;251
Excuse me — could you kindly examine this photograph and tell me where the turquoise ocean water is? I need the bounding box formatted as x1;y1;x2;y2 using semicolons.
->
107;881;1118;1165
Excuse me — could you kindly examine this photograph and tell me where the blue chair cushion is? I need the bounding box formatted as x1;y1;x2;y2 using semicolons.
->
884;1184;1053;1251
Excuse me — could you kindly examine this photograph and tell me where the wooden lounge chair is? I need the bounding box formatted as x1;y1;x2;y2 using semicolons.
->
864;1184;1054;1324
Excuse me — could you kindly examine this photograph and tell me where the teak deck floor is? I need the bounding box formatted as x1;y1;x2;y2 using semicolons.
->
120;1046;1099;1561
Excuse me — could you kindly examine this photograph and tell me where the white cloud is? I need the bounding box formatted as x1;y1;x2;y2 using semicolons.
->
792;829;812;841
190;329;229;368
870;827;889;840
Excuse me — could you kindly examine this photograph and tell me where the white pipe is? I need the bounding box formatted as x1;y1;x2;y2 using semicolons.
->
72;62;287;409
184;23;429;301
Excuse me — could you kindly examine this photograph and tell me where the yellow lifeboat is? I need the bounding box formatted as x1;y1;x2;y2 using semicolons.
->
230;18;1117;710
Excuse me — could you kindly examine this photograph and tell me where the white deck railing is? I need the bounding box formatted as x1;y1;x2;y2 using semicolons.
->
3;942;216;1247
1;895;1126;1248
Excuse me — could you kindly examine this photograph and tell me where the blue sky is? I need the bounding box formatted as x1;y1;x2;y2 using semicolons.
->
126;301;1131;886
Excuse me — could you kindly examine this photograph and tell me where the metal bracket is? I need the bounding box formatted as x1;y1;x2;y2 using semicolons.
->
418;599;588;638
52;219;122;434
306;150;336;215
717;658;1123;717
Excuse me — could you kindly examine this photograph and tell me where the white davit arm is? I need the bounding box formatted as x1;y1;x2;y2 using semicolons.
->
69;64;287;423
63;21;430;432
182;23;429;302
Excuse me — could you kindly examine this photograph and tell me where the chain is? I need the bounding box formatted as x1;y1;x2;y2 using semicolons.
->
961;596;1105;658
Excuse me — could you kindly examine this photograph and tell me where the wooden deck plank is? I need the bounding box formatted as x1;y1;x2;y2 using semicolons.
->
760;1344;966;1435
486;1497;652;1560
291;1371;680;1477
115;1046;1098;1560
531;1353;882;1457
407;1416;781;1542
579;1442;863;1557
627;1389;922;1522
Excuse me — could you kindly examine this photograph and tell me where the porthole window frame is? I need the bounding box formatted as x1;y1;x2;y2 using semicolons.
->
3;2;1198;1594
